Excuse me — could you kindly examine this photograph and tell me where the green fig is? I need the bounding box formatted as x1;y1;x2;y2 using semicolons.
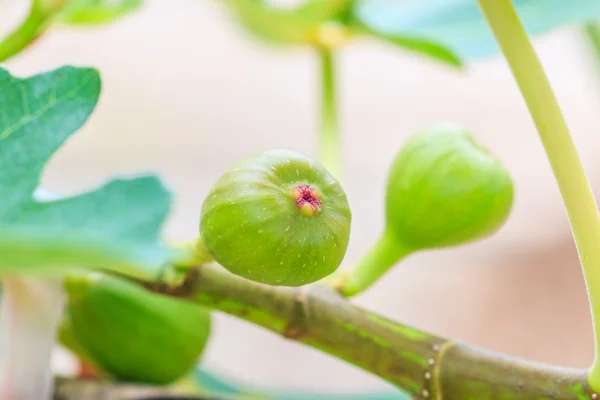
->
385;123;513;249
200;149;351;286
65;272;211;384
337;123;513;296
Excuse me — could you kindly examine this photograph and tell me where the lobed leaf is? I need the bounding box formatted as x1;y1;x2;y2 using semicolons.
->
0;66;171;280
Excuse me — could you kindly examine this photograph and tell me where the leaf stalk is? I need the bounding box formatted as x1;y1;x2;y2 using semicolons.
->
476;0;600;390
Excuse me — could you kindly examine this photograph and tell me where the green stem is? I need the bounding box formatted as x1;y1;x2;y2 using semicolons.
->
0;0;70;63
142;264;596;399
190;264;440;394
336;231;412;297
318;48;342;180
584;22;600;68
477;0;600;390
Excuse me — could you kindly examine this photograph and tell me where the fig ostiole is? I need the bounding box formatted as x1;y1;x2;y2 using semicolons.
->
200;149;352;287
64;272;212;384
337;123;514;297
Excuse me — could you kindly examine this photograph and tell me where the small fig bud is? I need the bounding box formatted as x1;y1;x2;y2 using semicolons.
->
65;273;211;384
337;123;513;297
200;149;351;286
385;123;513;249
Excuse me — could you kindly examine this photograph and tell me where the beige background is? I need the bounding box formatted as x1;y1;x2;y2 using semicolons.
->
3;0;600;393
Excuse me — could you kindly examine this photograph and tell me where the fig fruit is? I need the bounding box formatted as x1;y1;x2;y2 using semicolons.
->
385;123;514;250
65;272;211;384
338;123;514;296
200;149;351;286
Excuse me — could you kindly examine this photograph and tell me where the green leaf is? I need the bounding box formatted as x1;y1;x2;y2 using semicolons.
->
222;0;461;66
223;0;350;46
352;22;463;67
353;0;600;59
0;66;171;280
57;0;144;25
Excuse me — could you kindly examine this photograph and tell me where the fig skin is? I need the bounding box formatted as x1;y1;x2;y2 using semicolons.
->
385;123;514;250
65;273;211;384
200;149;351;286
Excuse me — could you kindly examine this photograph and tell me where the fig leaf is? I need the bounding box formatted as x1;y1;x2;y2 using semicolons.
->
0;66;171;281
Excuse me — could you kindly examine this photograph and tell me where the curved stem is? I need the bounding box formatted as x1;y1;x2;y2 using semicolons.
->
140;263;596;399
318;48;342;180
333;231;412;297
0;0;68;63
477;0;600;390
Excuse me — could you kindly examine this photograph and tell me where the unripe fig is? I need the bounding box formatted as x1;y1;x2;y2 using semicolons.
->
337;123;513;297
200;149;351;286
385;123;513;249
65;273;211;384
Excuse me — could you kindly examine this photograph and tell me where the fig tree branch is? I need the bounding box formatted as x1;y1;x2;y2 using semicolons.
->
142;264;597;400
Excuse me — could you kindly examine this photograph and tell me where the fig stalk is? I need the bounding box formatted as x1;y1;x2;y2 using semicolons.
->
334;231;412;297
318;48;342;180
477;0;600;390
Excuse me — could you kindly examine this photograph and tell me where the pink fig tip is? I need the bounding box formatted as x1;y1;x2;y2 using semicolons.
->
294;185;322;217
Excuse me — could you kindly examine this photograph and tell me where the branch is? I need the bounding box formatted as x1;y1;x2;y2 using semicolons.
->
144;264;597;399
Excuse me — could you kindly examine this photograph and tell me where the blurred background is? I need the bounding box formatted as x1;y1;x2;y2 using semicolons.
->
3;0;600;394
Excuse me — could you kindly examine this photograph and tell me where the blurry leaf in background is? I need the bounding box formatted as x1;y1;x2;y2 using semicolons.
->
222;0;462;66
349;19;462;66
224;0;350;45
57;0;144;25
0;66;172;280
193;368;411;400
354;0;600;60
